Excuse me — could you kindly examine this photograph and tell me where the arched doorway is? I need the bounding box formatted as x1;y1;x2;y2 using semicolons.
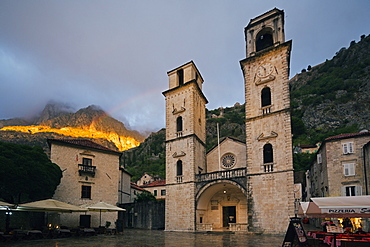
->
196;181;248;231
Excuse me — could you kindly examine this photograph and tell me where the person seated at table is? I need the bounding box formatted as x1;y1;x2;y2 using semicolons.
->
343;227;352;234
355;227;366;234
321;220;335;232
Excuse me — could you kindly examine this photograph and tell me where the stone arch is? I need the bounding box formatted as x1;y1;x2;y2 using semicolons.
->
196;180;247;210
196;180;248;230
255;27;274;52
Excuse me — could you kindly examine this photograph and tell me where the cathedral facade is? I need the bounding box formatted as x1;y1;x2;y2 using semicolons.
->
163;8;294;234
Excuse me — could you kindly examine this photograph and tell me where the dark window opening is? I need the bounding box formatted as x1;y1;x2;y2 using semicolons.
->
161;190;166;196
256;33;273;52
176;116;183;132
263;143;273;163
81;185;91;199
177;69;184;86
83;158;92;166
261;87;271;107
346;186;356;196
177;160;183;176
154;190;158;196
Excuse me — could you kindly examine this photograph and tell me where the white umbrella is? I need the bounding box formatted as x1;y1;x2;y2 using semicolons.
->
83;201;125;227
18;199;88;213
0;201;13;208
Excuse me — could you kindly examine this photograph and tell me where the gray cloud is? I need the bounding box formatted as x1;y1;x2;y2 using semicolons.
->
1;1;369;133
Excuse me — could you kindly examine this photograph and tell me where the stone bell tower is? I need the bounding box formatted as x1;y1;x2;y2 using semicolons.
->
239;8;294;234
162;61;208;231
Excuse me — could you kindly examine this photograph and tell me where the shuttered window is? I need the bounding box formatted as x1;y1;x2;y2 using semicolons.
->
343;163;355;176
342;142;354;154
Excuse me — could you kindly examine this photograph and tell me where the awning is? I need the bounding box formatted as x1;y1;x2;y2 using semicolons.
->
302;196;370;218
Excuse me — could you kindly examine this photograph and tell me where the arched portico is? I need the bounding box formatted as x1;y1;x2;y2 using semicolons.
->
196;180;248;231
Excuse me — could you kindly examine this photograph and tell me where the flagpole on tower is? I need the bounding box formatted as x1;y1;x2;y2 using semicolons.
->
217;123;221;170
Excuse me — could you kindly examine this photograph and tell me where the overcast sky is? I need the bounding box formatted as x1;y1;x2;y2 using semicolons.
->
1;1;369;133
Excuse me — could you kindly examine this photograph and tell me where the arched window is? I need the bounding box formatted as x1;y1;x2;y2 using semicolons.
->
263;143;273;163
256;30;273;52
176;160;183;176
261;87;271;107
176;116;183;132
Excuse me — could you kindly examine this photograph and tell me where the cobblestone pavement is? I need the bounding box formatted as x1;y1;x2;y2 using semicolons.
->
2;229;284;247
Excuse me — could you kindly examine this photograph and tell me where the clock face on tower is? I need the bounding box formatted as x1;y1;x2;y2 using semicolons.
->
257;63;274;78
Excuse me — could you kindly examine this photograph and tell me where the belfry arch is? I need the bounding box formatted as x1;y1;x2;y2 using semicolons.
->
196;180;248;230
255;28;274;52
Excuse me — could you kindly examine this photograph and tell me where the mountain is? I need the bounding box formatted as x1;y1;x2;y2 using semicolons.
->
290;34;370;145
0;103;145;151
125;33;370;181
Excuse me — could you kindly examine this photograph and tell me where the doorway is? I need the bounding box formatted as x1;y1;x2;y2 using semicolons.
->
223;206;236;227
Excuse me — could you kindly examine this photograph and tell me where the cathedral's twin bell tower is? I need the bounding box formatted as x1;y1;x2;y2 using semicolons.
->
163;8;294;234
240;8;294;233
162;61;208;231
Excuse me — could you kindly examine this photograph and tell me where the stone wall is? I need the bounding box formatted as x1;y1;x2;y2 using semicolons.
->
120;201;165;230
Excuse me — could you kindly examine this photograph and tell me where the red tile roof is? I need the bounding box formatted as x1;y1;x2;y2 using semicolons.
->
131;182;146;191
47;138;121;154
325;131;370;141
140;179;166;188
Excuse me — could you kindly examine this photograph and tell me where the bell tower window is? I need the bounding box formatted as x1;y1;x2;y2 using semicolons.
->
177;69;184;86
176;160;183;176
263;143;273;164
176;116;183;132
261;87;271;107
256;29;273;52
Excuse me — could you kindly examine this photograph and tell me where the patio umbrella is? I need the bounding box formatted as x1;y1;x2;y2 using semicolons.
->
18;199;88;213
0;201;13;208
83;201;125;227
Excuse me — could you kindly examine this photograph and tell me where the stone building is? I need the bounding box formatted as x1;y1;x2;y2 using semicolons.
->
48;139;123;228
307;131;370;199
163;8;294;234
140;180;166;200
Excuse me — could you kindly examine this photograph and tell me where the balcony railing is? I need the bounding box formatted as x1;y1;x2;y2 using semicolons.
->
176;131;183;138
262;105;272;115
176;176;183;183
263;163;274;172
78;164;96;177
196;168;245;182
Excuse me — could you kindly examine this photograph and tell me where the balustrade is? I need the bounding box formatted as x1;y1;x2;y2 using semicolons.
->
196;168;245;182
78;164;96;177
262;105;272;115
176;176;183;183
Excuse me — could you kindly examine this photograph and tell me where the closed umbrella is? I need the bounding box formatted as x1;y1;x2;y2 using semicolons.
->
83;201;125;227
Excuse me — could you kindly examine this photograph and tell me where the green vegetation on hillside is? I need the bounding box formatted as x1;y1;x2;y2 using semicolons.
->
123;129;166;182
290;34;370;146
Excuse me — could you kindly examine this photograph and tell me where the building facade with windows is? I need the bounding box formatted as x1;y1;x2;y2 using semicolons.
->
163;8;294;234
140;180;166;200
307;131;370;199
48;139;122;228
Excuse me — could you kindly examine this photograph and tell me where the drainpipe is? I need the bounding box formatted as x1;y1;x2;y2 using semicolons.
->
363;142;369;195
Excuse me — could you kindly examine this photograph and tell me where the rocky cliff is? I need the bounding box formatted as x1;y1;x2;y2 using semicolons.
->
0;103;145;151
